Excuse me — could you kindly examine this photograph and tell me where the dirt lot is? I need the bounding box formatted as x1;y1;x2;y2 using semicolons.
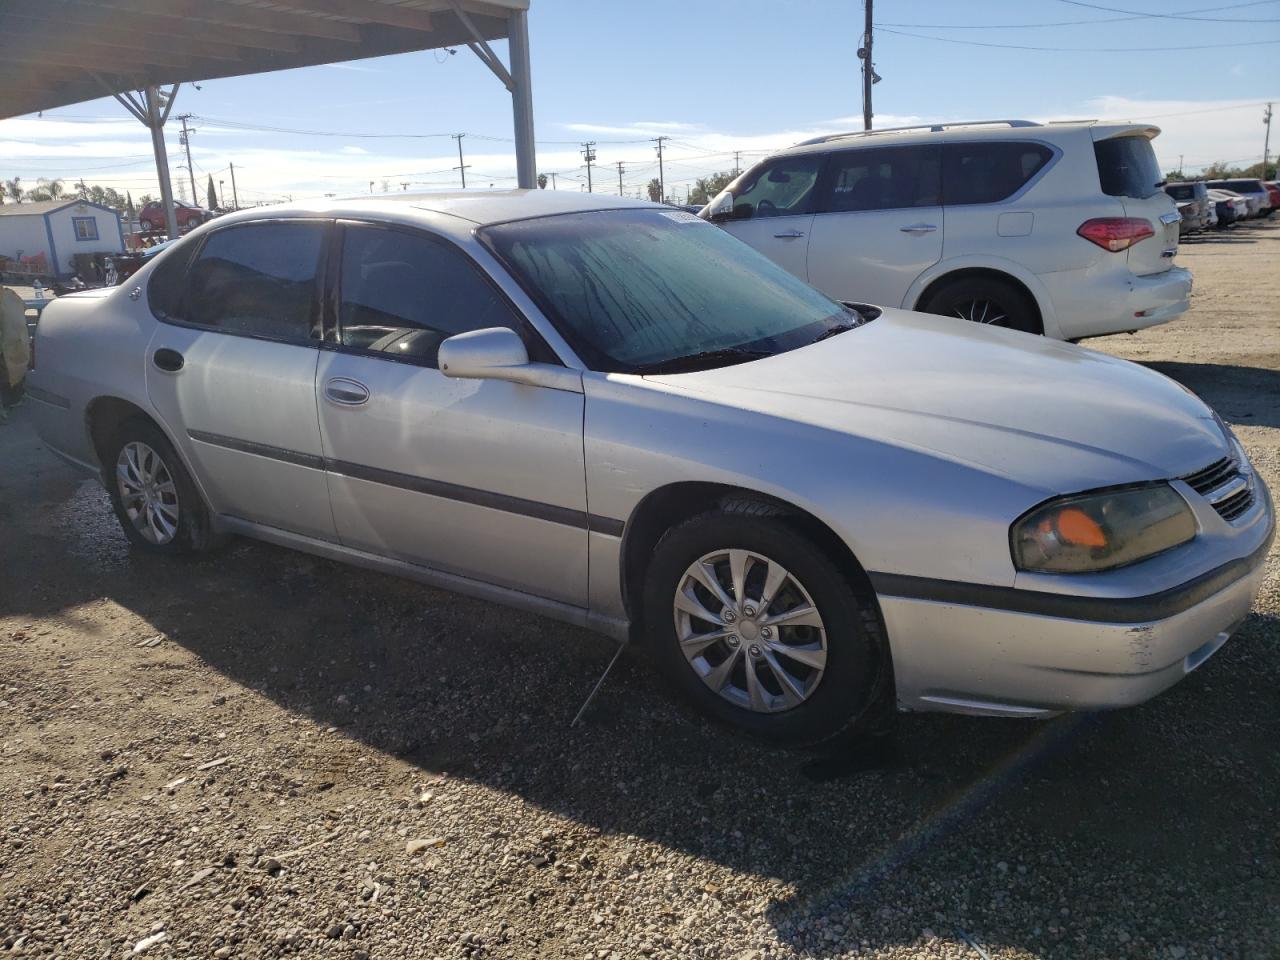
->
2;220;1277;960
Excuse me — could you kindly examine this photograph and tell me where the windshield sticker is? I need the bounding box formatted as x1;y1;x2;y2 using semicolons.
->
657;210;704;223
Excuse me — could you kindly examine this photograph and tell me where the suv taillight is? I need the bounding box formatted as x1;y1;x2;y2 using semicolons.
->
1076;217;1155;252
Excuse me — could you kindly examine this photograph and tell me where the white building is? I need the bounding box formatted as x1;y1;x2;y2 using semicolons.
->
0;198;124;280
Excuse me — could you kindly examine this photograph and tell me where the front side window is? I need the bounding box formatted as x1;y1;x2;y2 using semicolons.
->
943;142;1052;205
481;209;856;373
337;224;526;367
1095;135;1163;199
177;221;324;341
723;155;825;220
821;146;941;213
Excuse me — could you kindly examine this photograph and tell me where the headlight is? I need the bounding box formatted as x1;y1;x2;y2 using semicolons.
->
1011;484;1196;574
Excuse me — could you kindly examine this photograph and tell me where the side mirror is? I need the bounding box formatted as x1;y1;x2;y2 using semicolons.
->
438;327;582;393
438;327;529;379
705;191;734;222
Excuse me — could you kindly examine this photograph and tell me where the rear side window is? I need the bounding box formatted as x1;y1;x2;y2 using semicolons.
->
727;155;825;219
337;224;530;368
821;146;941;212
943;141;1052;205
178;222;324;341
1095;135;1163;199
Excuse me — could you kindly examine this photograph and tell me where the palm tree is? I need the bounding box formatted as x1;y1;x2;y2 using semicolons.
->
39;178;65;200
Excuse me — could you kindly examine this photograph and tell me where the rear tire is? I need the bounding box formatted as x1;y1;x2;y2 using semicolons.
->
640;504;888;747
104;419;222;554
920;276;1042;334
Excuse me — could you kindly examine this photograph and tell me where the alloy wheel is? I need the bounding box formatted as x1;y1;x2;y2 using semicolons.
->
673;549;828;713
116;441;180;545
953;298;1008;326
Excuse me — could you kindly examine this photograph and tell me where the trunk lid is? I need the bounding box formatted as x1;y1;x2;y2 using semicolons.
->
1093;126;1179;276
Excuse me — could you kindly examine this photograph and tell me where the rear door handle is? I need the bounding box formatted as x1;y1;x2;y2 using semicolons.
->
773;230;805;239
899;223;938;233
324;377;370;406
152;348;184;372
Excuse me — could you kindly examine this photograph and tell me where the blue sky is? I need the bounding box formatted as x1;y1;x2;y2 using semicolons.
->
1;0;1277;205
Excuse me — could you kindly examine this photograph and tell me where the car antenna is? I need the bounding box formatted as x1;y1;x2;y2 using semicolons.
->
569;638;629;728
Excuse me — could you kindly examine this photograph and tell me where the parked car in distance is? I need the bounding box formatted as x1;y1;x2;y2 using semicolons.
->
138;200;212;233
701;119;1190;342
104;238;178;286
1208;189;1248;228
26;193;1272;745
1163;180;1211;233
1206;179;1271;218
1264;181;1280;211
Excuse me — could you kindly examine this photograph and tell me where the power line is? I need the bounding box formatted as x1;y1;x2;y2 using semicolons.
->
1053;0;1280;22
880;0;1280;28
877;26;1280;50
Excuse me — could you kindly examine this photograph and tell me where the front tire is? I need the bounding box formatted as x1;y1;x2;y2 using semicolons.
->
105;419;221;554
641;505;888;747
920;276;1041;334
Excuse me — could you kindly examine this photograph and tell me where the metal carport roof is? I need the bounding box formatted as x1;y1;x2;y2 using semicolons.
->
0;1;536;236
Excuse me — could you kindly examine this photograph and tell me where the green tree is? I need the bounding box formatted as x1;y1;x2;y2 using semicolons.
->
88;185;106;205
138;194;154;206
646;178;662;203
207;174;218;209
4;178;21;203
537;173;548;189
688;170;734;206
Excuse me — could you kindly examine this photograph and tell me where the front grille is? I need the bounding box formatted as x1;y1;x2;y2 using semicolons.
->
1180;456;1255;522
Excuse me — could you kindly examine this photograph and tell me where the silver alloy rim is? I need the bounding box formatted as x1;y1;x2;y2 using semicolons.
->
116;441;180;545
954;298;1007;325
673;549;827;713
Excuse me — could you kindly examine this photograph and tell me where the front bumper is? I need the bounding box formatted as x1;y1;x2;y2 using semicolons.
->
879;484;1274;718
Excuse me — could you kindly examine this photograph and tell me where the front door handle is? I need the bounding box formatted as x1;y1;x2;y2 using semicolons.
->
773;230;806;239
324;377;370;406
152;348;184;372
899;223;938;233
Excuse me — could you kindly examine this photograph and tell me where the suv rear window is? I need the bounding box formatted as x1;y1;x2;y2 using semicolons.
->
1164;183;1196;201
1210;179;1263;192
1094;135;1163;199
942;141;1053;205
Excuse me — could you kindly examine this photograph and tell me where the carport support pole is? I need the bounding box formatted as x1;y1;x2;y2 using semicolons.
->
508;10;536;189
145;87;180;240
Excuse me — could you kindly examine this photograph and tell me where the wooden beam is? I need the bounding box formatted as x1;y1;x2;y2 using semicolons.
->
88;0;364;42
265;0;433;32
0;14;247;61
0;47;188;71
56;0;303;53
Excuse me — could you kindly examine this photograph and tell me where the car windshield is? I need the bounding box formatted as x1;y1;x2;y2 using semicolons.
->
480;208;858;373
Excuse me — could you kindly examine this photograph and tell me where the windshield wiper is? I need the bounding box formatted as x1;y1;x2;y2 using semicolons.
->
632;346;773;375
807;321;858;345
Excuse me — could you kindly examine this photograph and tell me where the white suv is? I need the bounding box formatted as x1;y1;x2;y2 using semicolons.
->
702;120;1191;341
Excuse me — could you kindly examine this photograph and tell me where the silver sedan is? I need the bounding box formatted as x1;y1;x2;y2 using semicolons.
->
27;192;1273;746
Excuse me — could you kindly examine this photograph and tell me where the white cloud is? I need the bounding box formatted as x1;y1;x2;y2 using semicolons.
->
340;145;370;155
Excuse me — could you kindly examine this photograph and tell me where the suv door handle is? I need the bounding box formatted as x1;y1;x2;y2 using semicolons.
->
773;230;806;239
899;223;938;233
152;348;184;372
324;377;370;406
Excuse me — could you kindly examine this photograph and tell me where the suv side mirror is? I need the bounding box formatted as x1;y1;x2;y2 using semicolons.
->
438;327;582;392
705;191;734;222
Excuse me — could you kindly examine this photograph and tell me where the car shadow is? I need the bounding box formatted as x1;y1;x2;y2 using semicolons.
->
1141;361;1280;429
3;410;1277;956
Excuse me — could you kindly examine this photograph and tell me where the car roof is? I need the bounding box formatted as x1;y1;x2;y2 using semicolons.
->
773;119;1159;158
206;189;660;232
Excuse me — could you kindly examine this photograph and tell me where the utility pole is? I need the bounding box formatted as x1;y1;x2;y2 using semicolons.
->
615;161;625;196
653;136;669;202
581;141;596;193
859;0;874;130
218;179;225;207
549;172;557;190
401;182;410;191
228;162;239;210
1264;103;1274;179
452;133;469;189
178;114;197;205
733;150;742;176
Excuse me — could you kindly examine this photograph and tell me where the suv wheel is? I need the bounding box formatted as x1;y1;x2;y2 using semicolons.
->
641;504;887;747
920;276;1041;334
105;419;222;554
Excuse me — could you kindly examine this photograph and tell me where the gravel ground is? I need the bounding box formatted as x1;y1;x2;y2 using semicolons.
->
2;219;1277;960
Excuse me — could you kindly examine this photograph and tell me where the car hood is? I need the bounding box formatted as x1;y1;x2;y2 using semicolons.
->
645;308;1228;495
